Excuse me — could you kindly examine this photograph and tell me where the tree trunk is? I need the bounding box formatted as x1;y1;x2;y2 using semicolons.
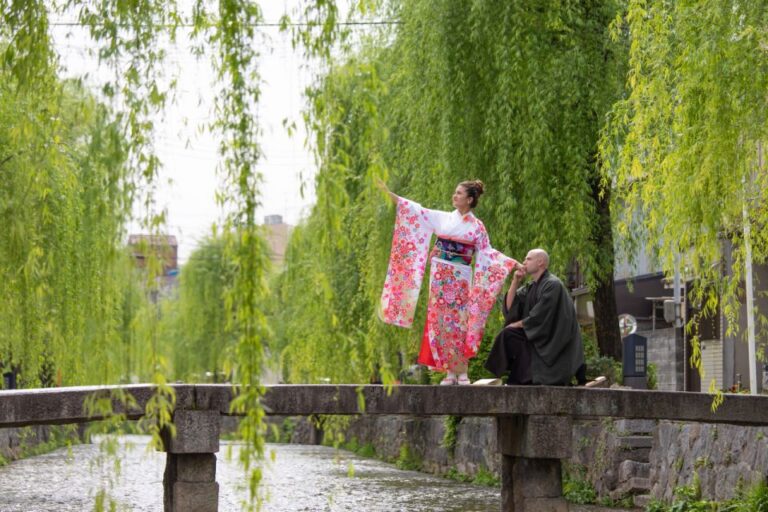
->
590;172;622;360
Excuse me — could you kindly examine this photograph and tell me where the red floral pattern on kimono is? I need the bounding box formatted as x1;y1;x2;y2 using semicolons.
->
380;196;517;372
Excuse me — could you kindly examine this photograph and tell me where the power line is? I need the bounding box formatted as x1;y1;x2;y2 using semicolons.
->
50;20;400;29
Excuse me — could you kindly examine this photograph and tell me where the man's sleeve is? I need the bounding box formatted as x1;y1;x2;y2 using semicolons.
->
502;285;527;325
522;281;569;366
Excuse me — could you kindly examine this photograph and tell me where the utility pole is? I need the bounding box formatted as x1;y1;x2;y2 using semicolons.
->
674;255;685;391
742;141;761;395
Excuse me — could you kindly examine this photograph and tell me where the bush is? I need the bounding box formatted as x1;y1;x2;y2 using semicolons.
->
586;354;622;384
741;481;768;512
562;464;597;505
395;443;421;471
343;437;377;458
582;329;622;384
441;416;461;455
472;467;500;487
647;362;658;390
644;478;768;511
563;477;597;504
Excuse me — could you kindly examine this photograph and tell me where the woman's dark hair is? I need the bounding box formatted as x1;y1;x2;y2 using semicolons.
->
459;180;485;208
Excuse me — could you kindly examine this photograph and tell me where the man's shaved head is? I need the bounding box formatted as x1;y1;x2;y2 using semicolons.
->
521;248;550;279
528;248;549;268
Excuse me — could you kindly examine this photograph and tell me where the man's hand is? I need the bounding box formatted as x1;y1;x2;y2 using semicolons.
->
506;320;524;329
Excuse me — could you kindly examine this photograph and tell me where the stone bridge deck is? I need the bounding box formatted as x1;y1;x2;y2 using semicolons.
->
2;384;767;511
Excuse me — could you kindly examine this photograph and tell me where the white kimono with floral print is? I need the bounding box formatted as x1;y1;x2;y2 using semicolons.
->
380;196;517;372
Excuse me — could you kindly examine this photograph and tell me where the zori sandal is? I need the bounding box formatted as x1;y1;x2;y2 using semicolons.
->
440;374;458;385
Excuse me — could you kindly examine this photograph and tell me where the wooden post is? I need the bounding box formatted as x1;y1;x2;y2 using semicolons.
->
162;409;220;512
497;415;572;512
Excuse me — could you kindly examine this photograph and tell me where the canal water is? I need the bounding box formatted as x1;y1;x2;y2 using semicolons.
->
0;436;500;511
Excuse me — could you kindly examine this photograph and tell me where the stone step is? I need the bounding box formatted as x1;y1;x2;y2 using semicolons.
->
618;435;653;450
614;419;656;435
618;460;650;482
610;477;651;501
633;494;653;509
615;447;650;463
623;477;651;494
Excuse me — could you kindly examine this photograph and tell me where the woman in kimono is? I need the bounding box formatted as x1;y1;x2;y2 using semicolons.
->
376;178;517;385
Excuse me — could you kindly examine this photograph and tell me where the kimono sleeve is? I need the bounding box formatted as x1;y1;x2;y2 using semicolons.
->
379;196;437;327
463;223;517;357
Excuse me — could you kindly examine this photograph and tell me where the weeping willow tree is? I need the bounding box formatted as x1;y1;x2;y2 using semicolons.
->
600;1;768;385
1;0;354;507
273;51;398;384
165;236;236;382
0;70;142;386
274;0;629;384
384;0;628;359
156;232;271;384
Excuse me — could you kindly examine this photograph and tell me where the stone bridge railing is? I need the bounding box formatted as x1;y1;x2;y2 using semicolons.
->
2;384;768;511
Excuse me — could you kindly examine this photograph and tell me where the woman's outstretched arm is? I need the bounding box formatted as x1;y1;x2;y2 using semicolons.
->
375;177;399;203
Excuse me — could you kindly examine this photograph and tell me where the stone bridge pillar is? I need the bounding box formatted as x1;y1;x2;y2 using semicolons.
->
498;415;572;512
162;409;220;512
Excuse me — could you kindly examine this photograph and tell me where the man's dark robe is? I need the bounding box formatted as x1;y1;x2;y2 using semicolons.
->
485;270;585;385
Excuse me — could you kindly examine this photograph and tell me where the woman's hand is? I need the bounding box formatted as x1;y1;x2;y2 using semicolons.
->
505;262;525;312
375;177;398;203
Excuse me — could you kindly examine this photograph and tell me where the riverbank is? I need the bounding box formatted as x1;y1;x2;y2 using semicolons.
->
0;436;501;511
0;425;83;466
262;415;500;485
262;414;768;510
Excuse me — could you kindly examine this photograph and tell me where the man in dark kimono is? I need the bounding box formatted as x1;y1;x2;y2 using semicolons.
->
484;249;586;385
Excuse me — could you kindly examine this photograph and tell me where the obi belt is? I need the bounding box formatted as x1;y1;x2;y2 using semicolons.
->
432;237;475;266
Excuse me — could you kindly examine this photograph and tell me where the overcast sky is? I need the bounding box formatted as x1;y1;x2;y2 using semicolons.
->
52;2;324;263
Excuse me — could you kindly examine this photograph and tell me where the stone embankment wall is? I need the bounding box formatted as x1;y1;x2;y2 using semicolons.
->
270;415;768;502
342;416;500;477
651;421;768;501
0;426;55;461
267;415;499;477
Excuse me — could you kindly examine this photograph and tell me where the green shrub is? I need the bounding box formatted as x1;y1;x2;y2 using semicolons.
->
562;464;597;505
643;477;768;511
343;437;377;458
355;443;376;458
581;328;623;384
441;416;461;455
586;355;623;384
725;481;768;512
472;467;500;487
647;362;658;390
395;443;421;471
563;477;597;504
445;466;472;483
445;466;500;487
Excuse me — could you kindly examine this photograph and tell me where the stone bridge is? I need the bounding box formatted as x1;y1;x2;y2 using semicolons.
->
2;384;768;511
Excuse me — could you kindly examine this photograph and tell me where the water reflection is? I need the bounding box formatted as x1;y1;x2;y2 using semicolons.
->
0;436;499;511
